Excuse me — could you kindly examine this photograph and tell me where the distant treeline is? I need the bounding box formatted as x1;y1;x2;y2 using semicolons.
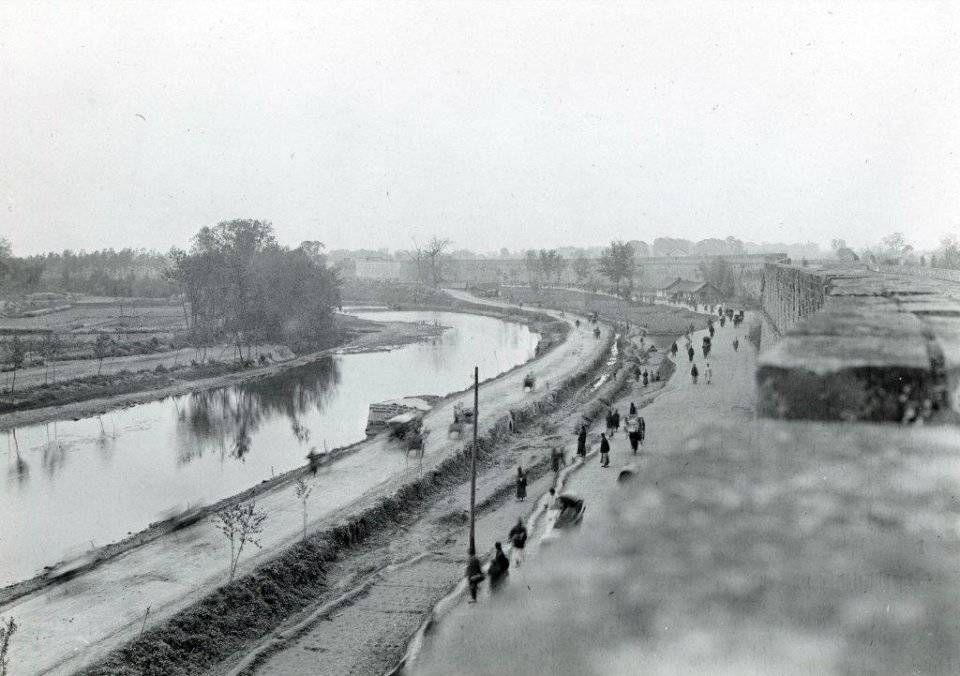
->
0;245;176;297
167;220;341;354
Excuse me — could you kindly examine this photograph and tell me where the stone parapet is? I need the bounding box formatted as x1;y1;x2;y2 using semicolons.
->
413;420;960;676
757;263;960;423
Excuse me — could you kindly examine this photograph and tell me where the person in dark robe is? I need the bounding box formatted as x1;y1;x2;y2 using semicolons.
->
638;415;646;445
687;345;695;362
516;467;527;500
733;337;740;352
629;402;637;415
487;542;510;583
599;432;610;467
691;363;699;384
642;371;649;386
611;409;620;435
509;519;528;566
627;414;640;454
466;554;485;602
577;425;587;457
551;446;566;472
671;342;678;357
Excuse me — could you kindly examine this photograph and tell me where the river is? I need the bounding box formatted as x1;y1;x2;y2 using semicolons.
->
1;310;538;588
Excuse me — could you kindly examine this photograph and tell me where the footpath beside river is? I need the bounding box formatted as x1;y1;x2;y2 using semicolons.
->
1;301;609;675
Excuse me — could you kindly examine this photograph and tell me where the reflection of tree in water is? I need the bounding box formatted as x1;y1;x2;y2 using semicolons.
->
6;429;29;488
175;357;341;464
42;422;67;479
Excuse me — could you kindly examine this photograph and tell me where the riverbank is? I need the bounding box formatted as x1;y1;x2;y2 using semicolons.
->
0;314;446;430
1;297;606;676
216;330;651;676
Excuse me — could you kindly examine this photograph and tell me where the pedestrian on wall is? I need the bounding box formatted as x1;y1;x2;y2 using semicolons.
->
551;446;566;472
611;408;621;435
466;554;485;602
605;409;616;437
509;518;528;566
487;542;510;584
691;363;699;385
577;424;587;458
687;345;695;362
671;342;678;357
705;362;713;385
599;432;610;467
642;370;649;387
626;414;641;454
516;466;527;501
733;337;740;352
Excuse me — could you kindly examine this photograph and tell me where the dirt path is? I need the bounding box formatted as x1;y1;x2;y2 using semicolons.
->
1;301;609;676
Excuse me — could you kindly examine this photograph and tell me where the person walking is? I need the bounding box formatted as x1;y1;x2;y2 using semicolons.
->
626;414;640;454
638;415;646;445
466;554;485;602
733;337;739;352
550;446;567;473
515;466;527;501
629;402;637;415
687;345;695;362
642;370;649;387
671;342;678;357
691;363;699;385
599;432;610;467
611;409;621;436
605;409;616;437
705;362;713;385
487;542;510;583
577;424;587;458
709;324;715;338
720;315;726;328
509;519;528;567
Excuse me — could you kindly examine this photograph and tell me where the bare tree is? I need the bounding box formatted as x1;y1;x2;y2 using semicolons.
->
6;337;24;394
599;240;635;297
215;501;267;581
294;476;313;540
572;254;591;286
0;616;17;676
418;237;450;286
93;333;111;376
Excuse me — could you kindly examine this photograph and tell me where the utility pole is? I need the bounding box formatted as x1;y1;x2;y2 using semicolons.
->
465;366;482;602
469;365;479;556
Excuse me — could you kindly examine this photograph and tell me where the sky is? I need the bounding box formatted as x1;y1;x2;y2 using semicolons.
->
1;0;958;256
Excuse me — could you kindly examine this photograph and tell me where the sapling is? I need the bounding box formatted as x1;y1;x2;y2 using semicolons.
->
0;616;17;676
295;476;313;540
214;501;267;581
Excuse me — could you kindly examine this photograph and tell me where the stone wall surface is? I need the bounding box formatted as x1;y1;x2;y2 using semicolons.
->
758;263;960;423
416;420;960;676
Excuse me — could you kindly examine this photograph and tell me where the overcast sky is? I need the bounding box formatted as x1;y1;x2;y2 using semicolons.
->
1;1;957;256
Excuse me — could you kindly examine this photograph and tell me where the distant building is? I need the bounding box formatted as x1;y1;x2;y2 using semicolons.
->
658;278;723;304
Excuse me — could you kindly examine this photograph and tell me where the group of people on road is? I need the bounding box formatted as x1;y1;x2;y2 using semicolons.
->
599;401;647;467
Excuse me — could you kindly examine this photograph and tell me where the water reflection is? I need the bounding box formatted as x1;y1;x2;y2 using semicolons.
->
174;357;340;463
0;311;538;587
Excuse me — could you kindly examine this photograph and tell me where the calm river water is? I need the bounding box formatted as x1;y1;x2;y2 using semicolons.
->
1;311;538;587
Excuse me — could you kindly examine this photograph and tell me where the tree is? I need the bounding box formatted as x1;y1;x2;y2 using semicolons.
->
698;257;737;298
294;476;313;540
934;234;960;270
598;240;635;297
538;249;565;285
572;254;591;286
6;337;24;394
93;334;111;375
215;501;267;581
0;616;16;676
524;250;541;288
415;237;450;287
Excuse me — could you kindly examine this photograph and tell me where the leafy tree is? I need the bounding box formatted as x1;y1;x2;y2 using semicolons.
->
538;249;565;285
935;234;960;270
599;240;635;297
524;250;541;288
215;500;267;580
698;257;737;297
572;254;591;286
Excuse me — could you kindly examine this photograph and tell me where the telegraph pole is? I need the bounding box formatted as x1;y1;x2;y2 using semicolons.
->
469;365;479;556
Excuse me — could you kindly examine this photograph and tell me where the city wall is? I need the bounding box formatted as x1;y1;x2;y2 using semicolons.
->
757;262;960;422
